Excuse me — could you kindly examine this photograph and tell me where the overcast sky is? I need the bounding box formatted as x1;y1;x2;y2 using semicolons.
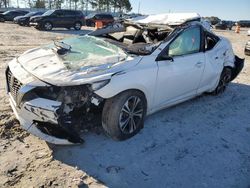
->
130;0;250;21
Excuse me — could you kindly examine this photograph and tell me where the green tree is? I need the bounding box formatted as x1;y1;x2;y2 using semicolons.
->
34;0;45;8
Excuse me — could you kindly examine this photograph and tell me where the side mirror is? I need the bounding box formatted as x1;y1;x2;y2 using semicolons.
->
155;53;174;62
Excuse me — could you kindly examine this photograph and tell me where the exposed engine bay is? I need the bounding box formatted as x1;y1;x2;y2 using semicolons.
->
31;85;104;144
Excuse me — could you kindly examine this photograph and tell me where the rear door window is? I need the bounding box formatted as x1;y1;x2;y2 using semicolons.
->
64;10;75;17
205;32;219;51
54;10;64;17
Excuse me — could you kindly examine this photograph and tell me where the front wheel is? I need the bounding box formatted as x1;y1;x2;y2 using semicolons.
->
212;67;232;95
43;22;53;31
102;90;147;141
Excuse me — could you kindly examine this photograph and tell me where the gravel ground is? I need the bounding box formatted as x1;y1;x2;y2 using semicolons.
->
0;23;250;188
0;23;103;188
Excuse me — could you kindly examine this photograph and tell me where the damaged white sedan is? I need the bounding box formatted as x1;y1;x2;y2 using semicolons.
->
6;17;244;144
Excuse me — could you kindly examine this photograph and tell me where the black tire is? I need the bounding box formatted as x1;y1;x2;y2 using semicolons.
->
0;18;5;22
43;21;53;31
102;90;147;141
74;22;82;30
212;67;232;95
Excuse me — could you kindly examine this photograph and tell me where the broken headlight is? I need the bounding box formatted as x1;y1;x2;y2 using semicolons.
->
33;85;92;103
91;80;110;91
33;86;61;100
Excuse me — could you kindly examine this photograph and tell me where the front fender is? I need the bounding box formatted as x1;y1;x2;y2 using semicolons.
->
95;60;158;113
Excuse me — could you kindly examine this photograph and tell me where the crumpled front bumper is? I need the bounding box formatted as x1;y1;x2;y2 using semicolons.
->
8;93;81;145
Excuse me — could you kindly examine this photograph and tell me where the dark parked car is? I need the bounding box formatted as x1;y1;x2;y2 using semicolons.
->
245;41;250;56
29;9;85;31
0;10;29;22
215;21;234;30
13;11;44;26
85;13;114;27
237;20;250;27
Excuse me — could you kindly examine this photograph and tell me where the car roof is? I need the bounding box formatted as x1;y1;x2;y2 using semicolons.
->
130;13;200;26
55;9;82;12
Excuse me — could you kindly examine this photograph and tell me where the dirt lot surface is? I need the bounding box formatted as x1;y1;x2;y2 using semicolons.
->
0;23;104;188
0;23;250;188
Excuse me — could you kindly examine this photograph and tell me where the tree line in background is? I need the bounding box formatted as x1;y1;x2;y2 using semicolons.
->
0;0;10;8
0;0;132;13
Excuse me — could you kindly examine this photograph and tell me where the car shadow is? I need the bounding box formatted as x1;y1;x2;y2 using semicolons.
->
51;82;250;188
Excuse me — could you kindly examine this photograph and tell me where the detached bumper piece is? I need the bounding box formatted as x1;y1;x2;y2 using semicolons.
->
231;55;244;81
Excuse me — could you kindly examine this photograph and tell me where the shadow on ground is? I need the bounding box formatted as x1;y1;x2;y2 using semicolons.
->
52;83;250;188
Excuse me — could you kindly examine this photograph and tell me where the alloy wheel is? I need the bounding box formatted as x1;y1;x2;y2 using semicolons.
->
119;96;144;134
44;22;52;30
74;23;81;30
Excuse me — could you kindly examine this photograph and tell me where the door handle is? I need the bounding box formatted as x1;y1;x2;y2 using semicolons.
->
195;62;203;68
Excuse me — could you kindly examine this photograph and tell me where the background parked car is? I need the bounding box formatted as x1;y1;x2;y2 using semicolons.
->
0;10;29;22
215;20;234;30
85;13;114;27
245;41;250;56
13;11;44;26
237;20;250;27
29;9;85;31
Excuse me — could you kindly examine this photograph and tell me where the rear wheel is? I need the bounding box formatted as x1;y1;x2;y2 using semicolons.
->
43;22;53;31
74;22;82;30
212;67;232;95
102;90;147;141
0;17;5;22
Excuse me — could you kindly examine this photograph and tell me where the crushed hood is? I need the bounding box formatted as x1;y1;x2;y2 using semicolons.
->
17;36;140;86
131;12;200;26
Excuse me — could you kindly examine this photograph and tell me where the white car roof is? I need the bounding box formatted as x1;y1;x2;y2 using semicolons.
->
131;12;200;26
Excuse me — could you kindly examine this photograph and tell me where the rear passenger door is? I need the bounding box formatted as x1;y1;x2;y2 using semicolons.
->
63;10;76;27
197;31;225;93
51;10;64;27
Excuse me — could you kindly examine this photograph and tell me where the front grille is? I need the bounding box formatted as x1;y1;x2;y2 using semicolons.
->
6;68;23;103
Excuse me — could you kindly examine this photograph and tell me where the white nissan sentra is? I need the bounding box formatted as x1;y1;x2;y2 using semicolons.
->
6;15;244;144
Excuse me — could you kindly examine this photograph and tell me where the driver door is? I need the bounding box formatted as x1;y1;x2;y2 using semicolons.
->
153;26;205;109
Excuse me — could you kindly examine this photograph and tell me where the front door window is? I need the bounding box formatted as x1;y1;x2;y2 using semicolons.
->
169;27;201;57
